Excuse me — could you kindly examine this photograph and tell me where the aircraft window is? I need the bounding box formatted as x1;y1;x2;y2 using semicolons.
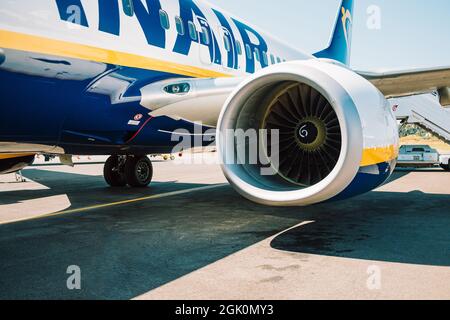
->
236;41;242;55
270;54;275;64
245;44;252;60
224;36;231;52
262;51;268;65
175;16;184;35
159;10;170;30
188;21;197;41
200;27;210;45
254;48;260;62
122;0;134;17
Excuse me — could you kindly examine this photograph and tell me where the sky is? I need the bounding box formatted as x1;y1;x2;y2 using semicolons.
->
208;0;450;71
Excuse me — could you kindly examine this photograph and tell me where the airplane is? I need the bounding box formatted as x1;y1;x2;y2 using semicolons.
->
1;0;450;206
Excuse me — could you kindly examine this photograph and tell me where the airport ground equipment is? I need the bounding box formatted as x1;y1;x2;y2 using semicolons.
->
391;93;450;143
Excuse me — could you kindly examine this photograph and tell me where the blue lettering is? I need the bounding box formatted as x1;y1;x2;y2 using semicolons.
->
232;19;268;73
98;0;120;35
133;0;166;48
213;9;238;69
56;0;165;49
174;0;221;65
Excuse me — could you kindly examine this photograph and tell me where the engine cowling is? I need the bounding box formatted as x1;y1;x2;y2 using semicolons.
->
217;60;399;206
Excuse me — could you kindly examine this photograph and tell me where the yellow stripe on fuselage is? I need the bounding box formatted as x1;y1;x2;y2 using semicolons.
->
0;153;35;160
0;29;230;78
361;145;398;167
0;30;397;167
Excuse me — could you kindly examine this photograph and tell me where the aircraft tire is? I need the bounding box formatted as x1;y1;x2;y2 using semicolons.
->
104;156;127;187
124;155;153;188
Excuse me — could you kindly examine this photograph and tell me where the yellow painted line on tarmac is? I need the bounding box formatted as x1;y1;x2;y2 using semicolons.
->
1;184;228;225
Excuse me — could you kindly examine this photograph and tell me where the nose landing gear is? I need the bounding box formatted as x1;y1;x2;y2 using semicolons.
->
104;155;153;188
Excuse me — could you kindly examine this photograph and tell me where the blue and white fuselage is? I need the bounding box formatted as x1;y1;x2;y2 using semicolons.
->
0;0;309;155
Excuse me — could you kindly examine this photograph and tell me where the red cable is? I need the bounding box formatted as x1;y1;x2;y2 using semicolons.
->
126;116;153;144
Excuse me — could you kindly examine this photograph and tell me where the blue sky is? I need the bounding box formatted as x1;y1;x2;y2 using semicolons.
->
208;0;450;71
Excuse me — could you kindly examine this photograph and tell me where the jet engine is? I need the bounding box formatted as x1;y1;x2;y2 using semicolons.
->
217;60;399;206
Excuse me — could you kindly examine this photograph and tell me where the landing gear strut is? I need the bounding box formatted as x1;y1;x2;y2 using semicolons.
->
104;155;153;188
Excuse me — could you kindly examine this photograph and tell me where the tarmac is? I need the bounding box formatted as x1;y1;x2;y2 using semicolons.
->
0;154;449;300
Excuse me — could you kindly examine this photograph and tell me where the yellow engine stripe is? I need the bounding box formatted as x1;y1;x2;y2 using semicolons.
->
0;153;35;160
0;29;230;79
360;145;398;167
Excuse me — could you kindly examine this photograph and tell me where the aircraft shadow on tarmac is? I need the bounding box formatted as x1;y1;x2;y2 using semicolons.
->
0;168;191;207
0;170;449;299
0;168;410;207
270;174;450;267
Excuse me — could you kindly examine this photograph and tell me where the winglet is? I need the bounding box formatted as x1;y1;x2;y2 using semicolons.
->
314;0;354;66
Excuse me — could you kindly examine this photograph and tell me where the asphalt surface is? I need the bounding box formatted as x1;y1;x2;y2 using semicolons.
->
0;155;449;300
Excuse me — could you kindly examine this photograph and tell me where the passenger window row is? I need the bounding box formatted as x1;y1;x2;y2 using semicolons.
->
158;9;286;66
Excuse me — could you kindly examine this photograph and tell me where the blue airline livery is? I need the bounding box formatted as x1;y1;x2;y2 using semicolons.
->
1;0;450;206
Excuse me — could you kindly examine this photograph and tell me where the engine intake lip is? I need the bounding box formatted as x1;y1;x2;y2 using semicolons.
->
217;61;364;206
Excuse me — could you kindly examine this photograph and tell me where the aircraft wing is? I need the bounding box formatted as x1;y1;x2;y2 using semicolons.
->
358;66;450;105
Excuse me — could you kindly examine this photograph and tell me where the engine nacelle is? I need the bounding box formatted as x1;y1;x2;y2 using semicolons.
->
217;60;399;206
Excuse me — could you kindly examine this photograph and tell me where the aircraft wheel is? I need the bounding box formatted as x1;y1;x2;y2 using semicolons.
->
124;155;153;187
104;156;127;187
440;164;450;171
